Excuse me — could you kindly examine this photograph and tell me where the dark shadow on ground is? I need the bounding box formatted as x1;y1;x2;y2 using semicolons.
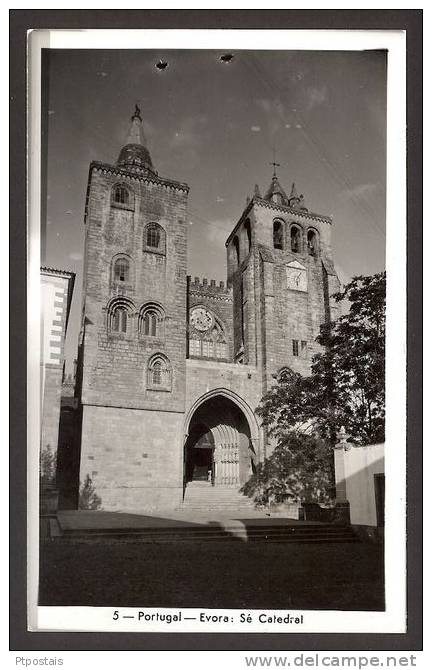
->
40;510;385;611
57;509;225;530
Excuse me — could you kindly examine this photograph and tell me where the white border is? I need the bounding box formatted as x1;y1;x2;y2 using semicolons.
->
28;28;406;634
27;28;49;634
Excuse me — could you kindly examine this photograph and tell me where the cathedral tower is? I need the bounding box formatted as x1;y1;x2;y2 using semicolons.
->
77;107;189;510
226;168;340;392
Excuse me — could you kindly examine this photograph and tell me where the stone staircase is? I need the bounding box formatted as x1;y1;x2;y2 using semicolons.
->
56;510;358;544
179;481;256;512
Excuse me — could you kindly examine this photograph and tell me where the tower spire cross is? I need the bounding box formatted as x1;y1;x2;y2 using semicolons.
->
132;103;142;122
270;160;281;177
270;146;281;177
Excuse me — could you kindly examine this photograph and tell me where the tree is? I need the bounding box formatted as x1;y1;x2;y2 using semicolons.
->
78;475;102;510
241;431;334;506
39;444;56;486
244;273;385;507
257;272;385;446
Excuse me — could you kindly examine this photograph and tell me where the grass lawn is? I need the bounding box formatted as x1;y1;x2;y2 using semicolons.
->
39;539;384;611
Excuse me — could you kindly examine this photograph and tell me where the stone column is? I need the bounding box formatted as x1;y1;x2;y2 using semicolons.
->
333;427;351;524
214;443;222;485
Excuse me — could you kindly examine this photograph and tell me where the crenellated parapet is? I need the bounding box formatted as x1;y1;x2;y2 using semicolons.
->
188;276;233;302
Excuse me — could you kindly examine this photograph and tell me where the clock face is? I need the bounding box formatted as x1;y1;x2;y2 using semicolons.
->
287;261;308;292
190;307;214;332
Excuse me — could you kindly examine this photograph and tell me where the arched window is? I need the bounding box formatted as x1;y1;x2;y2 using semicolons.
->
273;220;284;250
144;311;157;336
244;219;252;254
139;303;165;338
106;297;135;336
188;310;228;360
233;236;240;266
144;222;166;254
147;223;160;248
112;184;132;207
151;359;162;384
307;229;319;256
111;254;134;286
147;354;171;390
112;306;127;333
290;225;302;253
113;257;130;283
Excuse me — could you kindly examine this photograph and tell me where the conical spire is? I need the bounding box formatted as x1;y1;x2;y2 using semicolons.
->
299;193;308;211
117;104;154;170
126;104;146;145
288;182;301;208
254;183;262;198
289;182;299;200
264;174;289;206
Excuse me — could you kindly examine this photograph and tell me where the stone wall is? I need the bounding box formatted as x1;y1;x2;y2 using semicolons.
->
41;365;63;463
80;164;189;414
77;162;189;512
79;404;184;512
78;357;265;512
226;198;339;394
57;377;80;509
185;359;262;423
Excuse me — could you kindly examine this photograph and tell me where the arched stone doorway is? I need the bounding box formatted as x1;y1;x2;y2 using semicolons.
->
184;423;215;483
184;393;257;489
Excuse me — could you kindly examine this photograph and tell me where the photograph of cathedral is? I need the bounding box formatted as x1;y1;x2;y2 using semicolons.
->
37;45;388;612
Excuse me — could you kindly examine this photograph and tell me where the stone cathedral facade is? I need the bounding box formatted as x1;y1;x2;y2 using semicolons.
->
75;108;340;512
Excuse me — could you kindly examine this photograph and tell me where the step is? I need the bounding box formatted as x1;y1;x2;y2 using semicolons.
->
180;506;255;511
181;498;254;503
182;487;255;507
182;501;254;505
182;493;251;496
184;486;245;489
59;528;357;544
56;509;356;544
180;508;255;511
184;488;248;492
181;494;253;499
183;498;254;502
59;519;357;544
182;499;254;503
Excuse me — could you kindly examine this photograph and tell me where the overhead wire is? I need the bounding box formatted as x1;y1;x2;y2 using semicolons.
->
248;53;386;236
242;53;385;238
187;206;233;236
49;54;385;243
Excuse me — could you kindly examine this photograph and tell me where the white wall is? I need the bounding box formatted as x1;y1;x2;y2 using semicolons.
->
336;443;385;527
41;272;68;367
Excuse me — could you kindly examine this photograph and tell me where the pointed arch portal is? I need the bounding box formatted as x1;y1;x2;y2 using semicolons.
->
184;391;259;488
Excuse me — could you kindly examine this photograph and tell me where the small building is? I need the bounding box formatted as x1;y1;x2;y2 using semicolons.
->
334;431;385;540
40;267;75;496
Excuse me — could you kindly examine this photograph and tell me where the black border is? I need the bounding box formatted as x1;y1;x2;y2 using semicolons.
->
10;9;423;652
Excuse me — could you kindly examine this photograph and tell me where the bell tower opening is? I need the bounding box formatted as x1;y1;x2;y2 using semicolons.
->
184;394;255;490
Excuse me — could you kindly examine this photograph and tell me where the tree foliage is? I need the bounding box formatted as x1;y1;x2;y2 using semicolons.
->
78;475;102;510
39;444;56;486
258;272;385;446
243;273;385;507
241;431;334;506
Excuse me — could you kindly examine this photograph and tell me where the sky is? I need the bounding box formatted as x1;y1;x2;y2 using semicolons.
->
42;49;386;372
